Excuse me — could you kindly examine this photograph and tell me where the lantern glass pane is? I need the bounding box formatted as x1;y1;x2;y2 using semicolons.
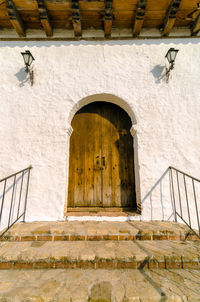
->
23;53;30;65
166;51;172;63
170;50;176;62
28;55;34;66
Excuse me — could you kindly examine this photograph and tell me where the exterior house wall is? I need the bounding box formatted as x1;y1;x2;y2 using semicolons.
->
0;38;200;228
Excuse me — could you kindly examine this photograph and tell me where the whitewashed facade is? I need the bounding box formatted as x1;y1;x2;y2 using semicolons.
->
0;38;200;228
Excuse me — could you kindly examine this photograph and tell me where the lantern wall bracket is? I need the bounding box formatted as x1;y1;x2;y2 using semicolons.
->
165;64;174;82
164;48;179;82
26;68;34;86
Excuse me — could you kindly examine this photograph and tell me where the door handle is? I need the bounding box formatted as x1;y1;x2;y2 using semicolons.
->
102;156;105;167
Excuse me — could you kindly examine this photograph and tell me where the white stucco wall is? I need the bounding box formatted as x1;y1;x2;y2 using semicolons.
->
0;38;200;228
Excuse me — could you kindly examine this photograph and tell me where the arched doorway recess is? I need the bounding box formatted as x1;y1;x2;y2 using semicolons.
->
67;101;137;212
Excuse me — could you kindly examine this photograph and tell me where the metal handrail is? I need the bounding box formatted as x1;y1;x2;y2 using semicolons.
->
0;166;32;237
169;166;200;239
169;166;200;184
0;165;32;183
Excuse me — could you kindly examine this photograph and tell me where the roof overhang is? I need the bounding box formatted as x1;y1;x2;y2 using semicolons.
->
0;0;200;40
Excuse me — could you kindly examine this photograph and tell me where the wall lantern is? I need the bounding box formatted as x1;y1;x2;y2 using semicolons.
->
165;48;179;82
21;50;35;85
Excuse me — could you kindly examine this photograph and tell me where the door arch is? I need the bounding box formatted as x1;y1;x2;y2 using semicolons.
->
67;101;137;212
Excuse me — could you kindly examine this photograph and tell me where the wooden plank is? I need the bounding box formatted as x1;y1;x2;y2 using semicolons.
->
191;11;200;35
161;0;182;36
101;104;112;207
36;0;53;36
73;113;85;206
71;0;82;37
133;0;147;36
84;113;95;206
104;0;113;38
110;105;121;207
12;0;38;9
5;0;25;36
93;106;103;206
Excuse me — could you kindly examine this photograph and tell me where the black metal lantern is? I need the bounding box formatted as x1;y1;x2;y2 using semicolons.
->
165;48;179;70
21;50;35;85
165;48;179;82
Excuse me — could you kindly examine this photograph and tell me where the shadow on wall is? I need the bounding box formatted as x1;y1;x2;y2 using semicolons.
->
150;64;166;84
15;67;29;87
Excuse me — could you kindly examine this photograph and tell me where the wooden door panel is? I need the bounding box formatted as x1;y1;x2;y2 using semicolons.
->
84;113;95;206
68;109;103;207
68;101;136;209
101;104;120;207
101;104;112;206
73;112;85;206
92;112;102;206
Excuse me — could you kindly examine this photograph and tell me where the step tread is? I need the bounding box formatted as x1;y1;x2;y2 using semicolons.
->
0;240;199;269
0;268;199;301
1;221;198;241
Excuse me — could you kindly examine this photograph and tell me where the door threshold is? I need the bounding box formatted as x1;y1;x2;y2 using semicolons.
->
66;210;139;217
67;207;137;213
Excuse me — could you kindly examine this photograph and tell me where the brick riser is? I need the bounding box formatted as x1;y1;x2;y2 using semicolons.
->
0;258;199;270
0;233;199;242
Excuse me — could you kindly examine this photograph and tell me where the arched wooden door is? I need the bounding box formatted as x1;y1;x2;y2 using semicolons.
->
67;102;136;212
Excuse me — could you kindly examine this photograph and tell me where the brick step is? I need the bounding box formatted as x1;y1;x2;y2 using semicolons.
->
0;240;199;270
0;268;199;301
1;221;199;241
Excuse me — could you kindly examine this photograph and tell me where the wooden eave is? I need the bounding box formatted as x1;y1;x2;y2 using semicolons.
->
161;0;182;36
36;0;52;36
71;0;82;37
104;0;113;38
0;0;200;39
5;0;25;36
133;0;147;37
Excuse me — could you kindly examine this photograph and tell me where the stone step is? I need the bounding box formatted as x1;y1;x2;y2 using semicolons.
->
0;240;199;270
0;268;199;301
1;221;199;242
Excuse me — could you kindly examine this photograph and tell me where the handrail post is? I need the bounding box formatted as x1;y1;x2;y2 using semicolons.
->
17;171;24;220
8;175;16;228
170;168;177;222
192;179;200;236
183;174;191;228
0;180;7;228
23;168;31;222
176;171;183;217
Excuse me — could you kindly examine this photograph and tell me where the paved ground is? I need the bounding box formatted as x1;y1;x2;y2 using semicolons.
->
0;269;199;301
0;221;199;301
1;221;198;241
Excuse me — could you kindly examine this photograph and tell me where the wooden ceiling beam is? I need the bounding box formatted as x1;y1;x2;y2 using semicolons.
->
161;0;182;36
104;0;113;38
191;11;200;35
36;0;53;37
5;0;25;37
133;0;147;37
72;0;82;37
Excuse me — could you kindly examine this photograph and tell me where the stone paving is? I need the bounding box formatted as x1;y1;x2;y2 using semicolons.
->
1;221;199;241
0;269;200;301
0;239;199;270
0;221;200;301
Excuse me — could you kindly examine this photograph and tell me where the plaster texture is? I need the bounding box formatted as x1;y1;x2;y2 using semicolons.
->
0;38;200;228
